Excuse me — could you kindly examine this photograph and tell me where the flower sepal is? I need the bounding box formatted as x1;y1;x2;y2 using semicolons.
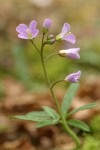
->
42;28;48;34
56;35;62;41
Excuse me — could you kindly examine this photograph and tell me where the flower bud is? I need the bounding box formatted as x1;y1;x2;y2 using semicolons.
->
59;48;80;59
44;35;55;45
65;71;81;83
42;19;52;33
48;39;55;44
44;39;55;45
47;35;54;40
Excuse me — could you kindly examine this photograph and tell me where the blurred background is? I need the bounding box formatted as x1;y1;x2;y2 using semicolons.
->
0;0;100;150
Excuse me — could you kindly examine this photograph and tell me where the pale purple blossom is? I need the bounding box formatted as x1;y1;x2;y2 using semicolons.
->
43;19;52;29
16;20;39;39
59;48;80;59
65;71;81;83
56;23;76;44
42;19;52;33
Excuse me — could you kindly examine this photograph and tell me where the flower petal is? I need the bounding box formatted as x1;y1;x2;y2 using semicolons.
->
61;23;70;37
67;52;80;59
63;34;76;44
18;33;28;39
32;29;39;38
43;19;52;29
69;48;80;52
16;24;28;34
66;48;80;59
29;20;37;34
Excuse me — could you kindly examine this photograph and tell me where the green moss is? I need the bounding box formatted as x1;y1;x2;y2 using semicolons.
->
90;115;100;132
81;115;100;150
81;136;100;150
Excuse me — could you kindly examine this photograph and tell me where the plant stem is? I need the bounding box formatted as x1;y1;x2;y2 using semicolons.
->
40;34;81;149
30;40;41;55
51;80;64;89
32;33;81;149
44;53;58;62
41;56;81;149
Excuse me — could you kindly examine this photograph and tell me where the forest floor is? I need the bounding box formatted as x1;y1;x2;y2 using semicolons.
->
0;76;100;150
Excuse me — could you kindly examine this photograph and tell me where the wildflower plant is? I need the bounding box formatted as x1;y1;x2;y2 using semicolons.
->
15;19;97;149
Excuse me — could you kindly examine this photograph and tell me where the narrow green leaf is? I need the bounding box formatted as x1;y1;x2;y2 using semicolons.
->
36;120;58;128
42;106;60;120
61;83;79;115
14;111;51;122
68;102;97;117
67;119;90;132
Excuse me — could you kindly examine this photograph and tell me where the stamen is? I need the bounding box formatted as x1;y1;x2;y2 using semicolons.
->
26;29;32;39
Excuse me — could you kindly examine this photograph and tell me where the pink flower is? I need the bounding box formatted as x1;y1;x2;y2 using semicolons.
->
59;48;80;59
56;23;76;44
16;20;39;39
65;71;81;83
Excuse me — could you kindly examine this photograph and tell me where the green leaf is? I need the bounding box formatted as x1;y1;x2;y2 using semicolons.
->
14;111;51;122
36;119;58;128
61;83;79;115
67;119;90;132
14;110;60;128
67;102;97;117
42;106;60;121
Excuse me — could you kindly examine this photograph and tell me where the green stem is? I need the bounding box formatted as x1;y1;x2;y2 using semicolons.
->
32;33;81;149
40;34;81;149
30;40;41;55
51;80;64;89
41;58;80;149
44;52;58;62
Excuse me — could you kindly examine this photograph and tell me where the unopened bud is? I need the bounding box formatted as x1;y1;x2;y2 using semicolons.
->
59;48;80;59
42;19;52;33
65;71;81;83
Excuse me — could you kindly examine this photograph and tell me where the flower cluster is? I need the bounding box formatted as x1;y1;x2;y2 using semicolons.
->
16;19;81;83
15;19;98;150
